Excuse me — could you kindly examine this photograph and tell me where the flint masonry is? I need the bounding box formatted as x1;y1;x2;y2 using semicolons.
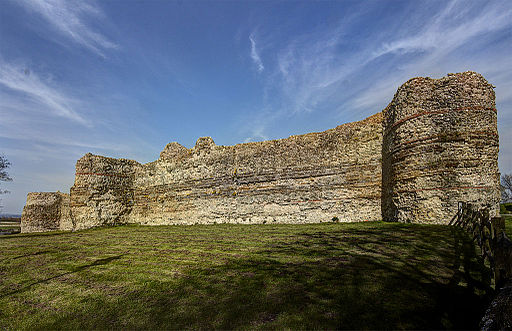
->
21;72;500;232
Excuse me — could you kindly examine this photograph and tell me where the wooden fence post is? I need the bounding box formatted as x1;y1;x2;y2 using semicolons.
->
451;204;512;290
491;217;505;237
491;217;512;289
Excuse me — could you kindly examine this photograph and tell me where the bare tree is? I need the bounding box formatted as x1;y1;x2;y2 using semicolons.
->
0;154;12;196
501;173;512;203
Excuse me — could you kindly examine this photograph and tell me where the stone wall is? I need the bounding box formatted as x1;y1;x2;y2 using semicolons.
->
130;113;383;225
21;192;71;233
20;71;501;231
382;72;500;223
70;153;141;230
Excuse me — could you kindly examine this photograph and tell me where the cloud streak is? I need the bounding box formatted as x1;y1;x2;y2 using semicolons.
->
0;60;89;125
254;0;512;125
17;0;117;57
374;2;512;59
350;0;512;112
249;34;264;73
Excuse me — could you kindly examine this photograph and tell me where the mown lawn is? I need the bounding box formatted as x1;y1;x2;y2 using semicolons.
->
0;222;492;330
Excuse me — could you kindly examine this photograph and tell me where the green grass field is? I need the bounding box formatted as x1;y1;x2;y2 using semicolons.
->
0;222;493;330
0;218;21;232
504;215;512;237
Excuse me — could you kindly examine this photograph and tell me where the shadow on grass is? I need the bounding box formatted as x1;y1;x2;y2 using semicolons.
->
36;224;492;330
12;250;54;260
0;255;124;299
0;231;70;240
0;225;118;240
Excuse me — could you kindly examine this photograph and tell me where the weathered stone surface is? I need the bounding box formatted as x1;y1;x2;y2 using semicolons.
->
70;153;141;230
21;192;71;233
382;72;500;223
159;142;189;160
130;113;382;225
20;71;501;231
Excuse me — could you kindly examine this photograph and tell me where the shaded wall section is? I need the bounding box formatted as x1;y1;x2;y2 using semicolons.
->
21;192;72;233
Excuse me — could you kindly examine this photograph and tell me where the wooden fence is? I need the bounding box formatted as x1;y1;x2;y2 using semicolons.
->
449;202;512;289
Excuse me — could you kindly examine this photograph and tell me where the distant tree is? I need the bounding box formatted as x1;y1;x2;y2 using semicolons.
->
501;173;512;203
0;155;12;196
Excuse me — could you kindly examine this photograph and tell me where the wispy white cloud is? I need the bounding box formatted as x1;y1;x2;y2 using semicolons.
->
17;0;117;57
0;125;124;154
243;124;269;143
249;33;264;73
0;58;159;163
254;0;512;128
271;25;367;115
234;0;512;180
0;60;89;125
373;1;512;59
350;0;512;114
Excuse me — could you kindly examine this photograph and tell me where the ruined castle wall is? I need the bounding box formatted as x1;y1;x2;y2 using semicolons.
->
129;113;383;225
20;71;502;231
21;192;71;233
382;72;500;223
69;153;141;230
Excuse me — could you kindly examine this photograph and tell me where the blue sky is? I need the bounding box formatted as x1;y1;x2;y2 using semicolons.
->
1;0;511;214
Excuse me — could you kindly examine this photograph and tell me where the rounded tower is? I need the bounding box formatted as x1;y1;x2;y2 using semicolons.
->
382;72;500;223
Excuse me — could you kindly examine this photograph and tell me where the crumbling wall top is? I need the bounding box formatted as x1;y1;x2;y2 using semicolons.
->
159;142;189;160
193;137;216;154
383;71;496;131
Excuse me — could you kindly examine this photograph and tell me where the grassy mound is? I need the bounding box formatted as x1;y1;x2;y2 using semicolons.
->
0;222;492;329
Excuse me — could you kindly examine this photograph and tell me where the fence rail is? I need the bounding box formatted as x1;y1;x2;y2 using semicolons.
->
449;202;512;288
